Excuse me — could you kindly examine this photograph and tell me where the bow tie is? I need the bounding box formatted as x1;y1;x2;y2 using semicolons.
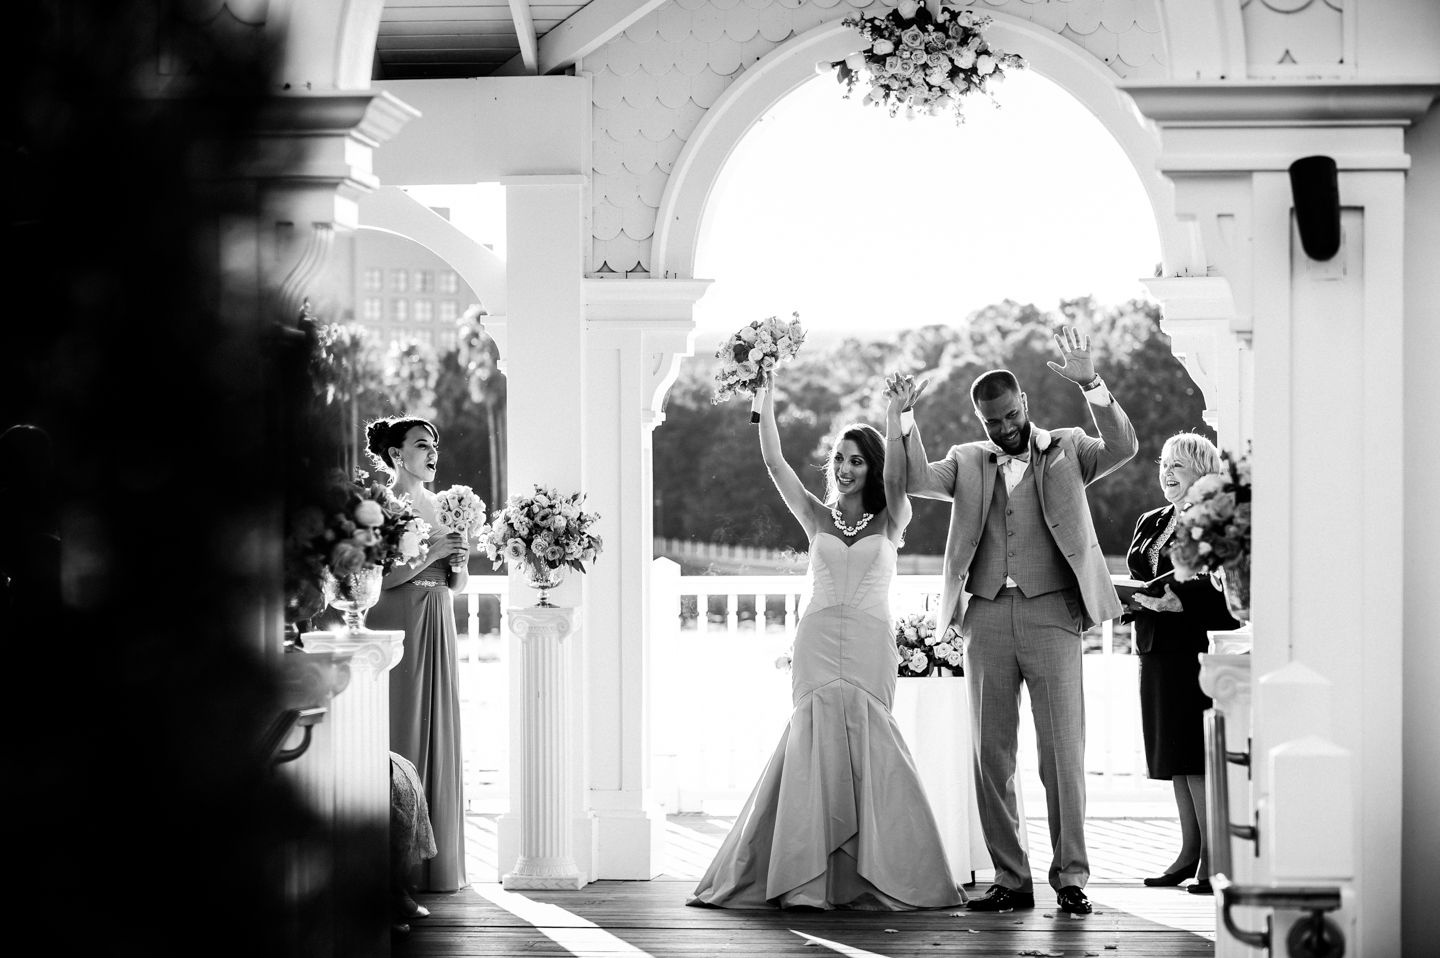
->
991;451;1030;467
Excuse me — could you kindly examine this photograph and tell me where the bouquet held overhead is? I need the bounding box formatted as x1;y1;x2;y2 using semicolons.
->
712;313;807;422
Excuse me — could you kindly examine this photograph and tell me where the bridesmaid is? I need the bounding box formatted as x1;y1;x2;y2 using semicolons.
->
365;417;470;899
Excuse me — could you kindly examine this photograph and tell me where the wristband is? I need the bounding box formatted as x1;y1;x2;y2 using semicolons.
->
1079;375;1103;392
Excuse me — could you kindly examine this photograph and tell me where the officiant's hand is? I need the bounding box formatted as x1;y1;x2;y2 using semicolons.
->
1046;324;1097;386
1134;584;1183;614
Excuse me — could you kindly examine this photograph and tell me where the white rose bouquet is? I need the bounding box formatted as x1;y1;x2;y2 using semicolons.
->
435;483;487;553
712;312;806;423
894;611;963;677
827;4;1023;122
481;484;603;576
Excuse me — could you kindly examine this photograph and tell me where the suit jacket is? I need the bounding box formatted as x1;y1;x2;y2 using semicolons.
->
1125;504;1239;654
905;398;1138;633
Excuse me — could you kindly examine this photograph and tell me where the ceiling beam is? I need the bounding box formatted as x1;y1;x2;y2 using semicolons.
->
494;0;669;76
508;0;540;75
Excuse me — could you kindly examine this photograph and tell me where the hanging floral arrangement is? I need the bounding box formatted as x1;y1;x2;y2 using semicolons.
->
828;2;1024;121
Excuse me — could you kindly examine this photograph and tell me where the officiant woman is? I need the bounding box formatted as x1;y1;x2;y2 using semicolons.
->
1124;433;1239;895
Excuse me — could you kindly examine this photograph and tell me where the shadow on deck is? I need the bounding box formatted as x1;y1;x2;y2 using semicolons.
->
396;815;1215;957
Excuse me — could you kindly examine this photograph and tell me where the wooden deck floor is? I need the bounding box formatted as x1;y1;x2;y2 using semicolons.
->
397;814;1215;958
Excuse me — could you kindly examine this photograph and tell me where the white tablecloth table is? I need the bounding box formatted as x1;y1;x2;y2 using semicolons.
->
892;676;1029;886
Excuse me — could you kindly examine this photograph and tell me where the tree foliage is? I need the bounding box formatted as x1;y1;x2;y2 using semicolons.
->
655;298;1212;555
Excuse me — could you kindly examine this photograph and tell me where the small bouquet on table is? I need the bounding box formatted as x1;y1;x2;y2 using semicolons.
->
435;483;487;569
895;612;962;677
712;313;806;423
481;485;603;607
1168;453;1252;623
286;470;432;632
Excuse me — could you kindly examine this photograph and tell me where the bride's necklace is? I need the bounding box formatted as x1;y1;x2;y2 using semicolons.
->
831;507;874;537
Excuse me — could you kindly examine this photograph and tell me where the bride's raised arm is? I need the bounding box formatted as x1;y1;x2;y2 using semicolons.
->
882;379;913;543
758;376;824;539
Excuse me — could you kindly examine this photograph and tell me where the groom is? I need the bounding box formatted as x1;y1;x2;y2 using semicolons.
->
893;326;1137;915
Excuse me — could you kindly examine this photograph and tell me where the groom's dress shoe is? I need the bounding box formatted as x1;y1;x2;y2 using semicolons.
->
1143;862;1198;887
1057;886;1092;915
966;885;1035;912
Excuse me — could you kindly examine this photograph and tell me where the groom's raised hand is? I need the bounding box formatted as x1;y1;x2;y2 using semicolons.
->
1046;324;1098;386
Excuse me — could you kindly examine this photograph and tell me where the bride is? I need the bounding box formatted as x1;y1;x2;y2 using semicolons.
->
689;372;964;910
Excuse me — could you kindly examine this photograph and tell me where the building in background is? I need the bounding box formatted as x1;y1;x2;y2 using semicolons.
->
314;209;484;351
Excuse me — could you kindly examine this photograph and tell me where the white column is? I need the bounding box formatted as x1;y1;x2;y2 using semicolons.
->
1199;653;1259;958
276;650;354;819
502;605;586;890
496;174;591;877
302;630;405;822
582;279;709;879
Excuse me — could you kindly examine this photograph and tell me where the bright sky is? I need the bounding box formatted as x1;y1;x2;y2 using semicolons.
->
401;67;1161;340
694;69;1161;337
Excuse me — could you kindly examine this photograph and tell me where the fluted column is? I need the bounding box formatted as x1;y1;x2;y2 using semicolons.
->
1199;653;1258;958
503;605;586;890
302;630;405;822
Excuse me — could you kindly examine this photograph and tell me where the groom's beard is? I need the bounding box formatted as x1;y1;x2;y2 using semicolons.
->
990;420;1031;456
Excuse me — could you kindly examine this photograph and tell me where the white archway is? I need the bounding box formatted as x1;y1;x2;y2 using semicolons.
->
652;13;1202;283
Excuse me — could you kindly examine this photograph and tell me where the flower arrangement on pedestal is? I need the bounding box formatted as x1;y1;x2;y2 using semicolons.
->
827;2;1023;121
1169;454;1252;622
286;470;432;630
712;313;806;422
481;485;603;606
895;612;963;677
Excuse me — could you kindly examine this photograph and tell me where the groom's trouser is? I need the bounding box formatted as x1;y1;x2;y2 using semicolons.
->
962;586;1089;893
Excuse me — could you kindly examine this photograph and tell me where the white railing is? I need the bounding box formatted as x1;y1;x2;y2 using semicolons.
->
649;558;1149;813
456;563;1152;817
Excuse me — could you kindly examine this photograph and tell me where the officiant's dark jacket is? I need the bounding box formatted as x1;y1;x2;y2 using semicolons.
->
1125;505;1239;654
904;398;1137;633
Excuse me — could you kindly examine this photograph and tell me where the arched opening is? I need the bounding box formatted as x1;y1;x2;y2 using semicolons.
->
648;16;1216;896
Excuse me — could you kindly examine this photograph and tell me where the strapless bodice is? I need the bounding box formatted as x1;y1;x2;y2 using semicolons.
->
803;532;896;621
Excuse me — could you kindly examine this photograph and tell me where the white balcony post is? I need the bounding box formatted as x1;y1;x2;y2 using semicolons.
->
579;278;710;879
503;605;586;890
1199;651;1257;958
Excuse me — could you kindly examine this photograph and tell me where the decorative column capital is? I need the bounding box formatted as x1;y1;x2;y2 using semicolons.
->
1199;653;1252;712
302;629;404;679
508;605;580;641
278;649;353;709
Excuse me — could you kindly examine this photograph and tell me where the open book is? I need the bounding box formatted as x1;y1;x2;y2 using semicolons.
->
1111;569;1174;604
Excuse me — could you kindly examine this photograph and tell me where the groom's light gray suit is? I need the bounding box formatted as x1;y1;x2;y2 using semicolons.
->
904;392;1136;893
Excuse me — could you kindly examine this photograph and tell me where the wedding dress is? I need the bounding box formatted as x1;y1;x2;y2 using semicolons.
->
690;531;965;910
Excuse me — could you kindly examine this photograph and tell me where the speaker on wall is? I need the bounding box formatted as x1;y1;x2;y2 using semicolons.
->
1289;155;1341;262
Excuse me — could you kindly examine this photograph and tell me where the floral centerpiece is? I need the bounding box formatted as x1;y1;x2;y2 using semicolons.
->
482;485;603;606
712;313;806;423
286;470;432;630
828;2;1023;121
895;612;962;677
1168;454;1252;621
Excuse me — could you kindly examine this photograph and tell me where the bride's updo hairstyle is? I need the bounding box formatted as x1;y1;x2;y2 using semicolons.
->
365;416;438;474
823;423;887;515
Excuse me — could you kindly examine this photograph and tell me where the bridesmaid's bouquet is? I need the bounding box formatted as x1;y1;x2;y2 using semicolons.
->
481;485;603;574
894;612;962;677
435;484;487;539
712;313;806;423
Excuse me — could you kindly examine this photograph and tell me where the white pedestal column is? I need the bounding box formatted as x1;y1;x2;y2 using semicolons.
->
1199;652;1258;958
302;630;405;822
503;605;587;890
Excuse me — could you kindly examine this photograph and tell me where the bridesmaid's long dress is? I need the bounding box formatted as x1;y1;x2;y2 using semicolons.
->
372;537;467;892
690;532;964;910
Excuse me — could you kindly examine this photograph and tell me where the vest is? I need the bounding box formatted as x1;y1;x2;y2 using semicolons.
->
966;462;1078;600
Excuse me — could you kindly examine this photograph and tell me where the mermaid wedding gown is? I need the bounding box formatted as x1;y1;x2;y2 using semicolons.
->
690;531;964;910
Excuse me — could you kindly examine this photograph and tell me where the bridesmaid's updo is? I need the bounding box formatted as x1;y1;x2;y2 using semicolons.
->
365;416;438;473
